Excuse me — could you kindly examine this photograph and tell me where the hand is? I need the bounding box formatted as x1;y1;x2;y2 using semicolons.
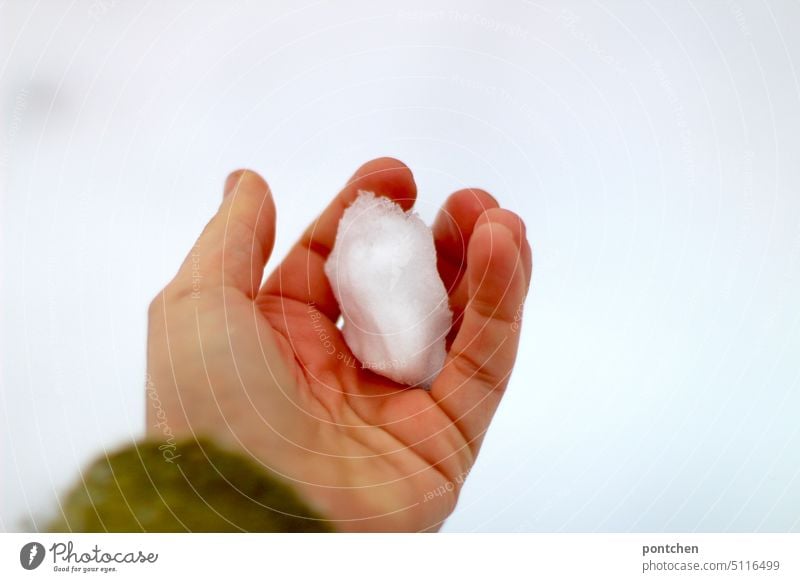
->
146;158;532;531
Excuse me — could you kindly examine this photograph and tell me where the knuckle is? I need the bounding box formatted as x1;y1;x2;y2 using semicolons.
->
452;349;501;392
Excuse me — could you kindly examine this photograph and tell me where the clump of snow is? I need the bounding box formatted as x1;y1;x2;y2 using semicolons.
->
324;191;452;388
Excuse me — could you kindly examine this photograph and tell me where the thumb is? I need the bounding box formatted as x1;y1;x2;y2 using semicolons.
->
170;169;276;299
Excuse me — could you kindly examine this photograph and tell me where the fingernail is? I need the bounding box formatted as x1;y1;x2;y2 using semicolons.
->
476;209;525;250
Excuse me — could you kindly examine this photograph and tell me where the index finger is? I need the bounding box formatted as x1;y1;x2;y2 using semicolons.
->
258;157;417;321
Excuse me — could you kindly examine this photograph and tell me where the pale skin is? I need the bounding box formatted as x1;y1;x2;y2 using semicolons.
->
146;158;532;532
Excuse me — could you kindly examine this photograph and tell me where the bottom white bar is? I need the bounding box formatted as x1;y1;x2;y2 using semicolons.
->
1;533;798;581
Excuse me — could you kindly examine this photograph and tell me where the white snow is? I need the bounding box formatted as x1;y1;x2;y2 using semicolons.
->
324;191;453;388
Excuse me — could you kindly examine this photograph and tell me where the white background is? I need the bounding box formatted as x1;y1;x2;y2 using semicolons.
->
2;0;799;532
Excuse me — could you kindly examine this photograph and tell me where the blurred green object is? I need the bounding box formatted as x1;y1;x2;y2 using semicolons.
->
49;438;332;533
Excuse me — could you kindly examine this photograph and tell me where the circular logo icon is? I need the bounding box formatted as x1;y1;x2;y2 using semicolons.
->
20;542;45;570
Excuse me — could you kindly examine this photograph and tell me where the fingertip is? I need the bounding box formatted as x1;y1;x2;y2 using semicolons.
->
224;168;270;199
362;156;411;174
347;157;417;210
471;218;515;249
224;169;246;196
433;188;500;270
462;187;499;209
469;220;520;286
449;187;499;212
475;208;532;289
474;208;526;249
222;169;276;238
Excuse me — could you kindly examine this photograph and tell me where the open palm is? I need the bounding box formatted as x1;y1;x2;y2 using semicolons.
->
146;158;531;531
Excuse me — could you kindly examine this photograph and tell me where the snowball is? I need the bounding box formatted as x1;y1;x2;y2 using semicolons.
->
324;191;452;388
